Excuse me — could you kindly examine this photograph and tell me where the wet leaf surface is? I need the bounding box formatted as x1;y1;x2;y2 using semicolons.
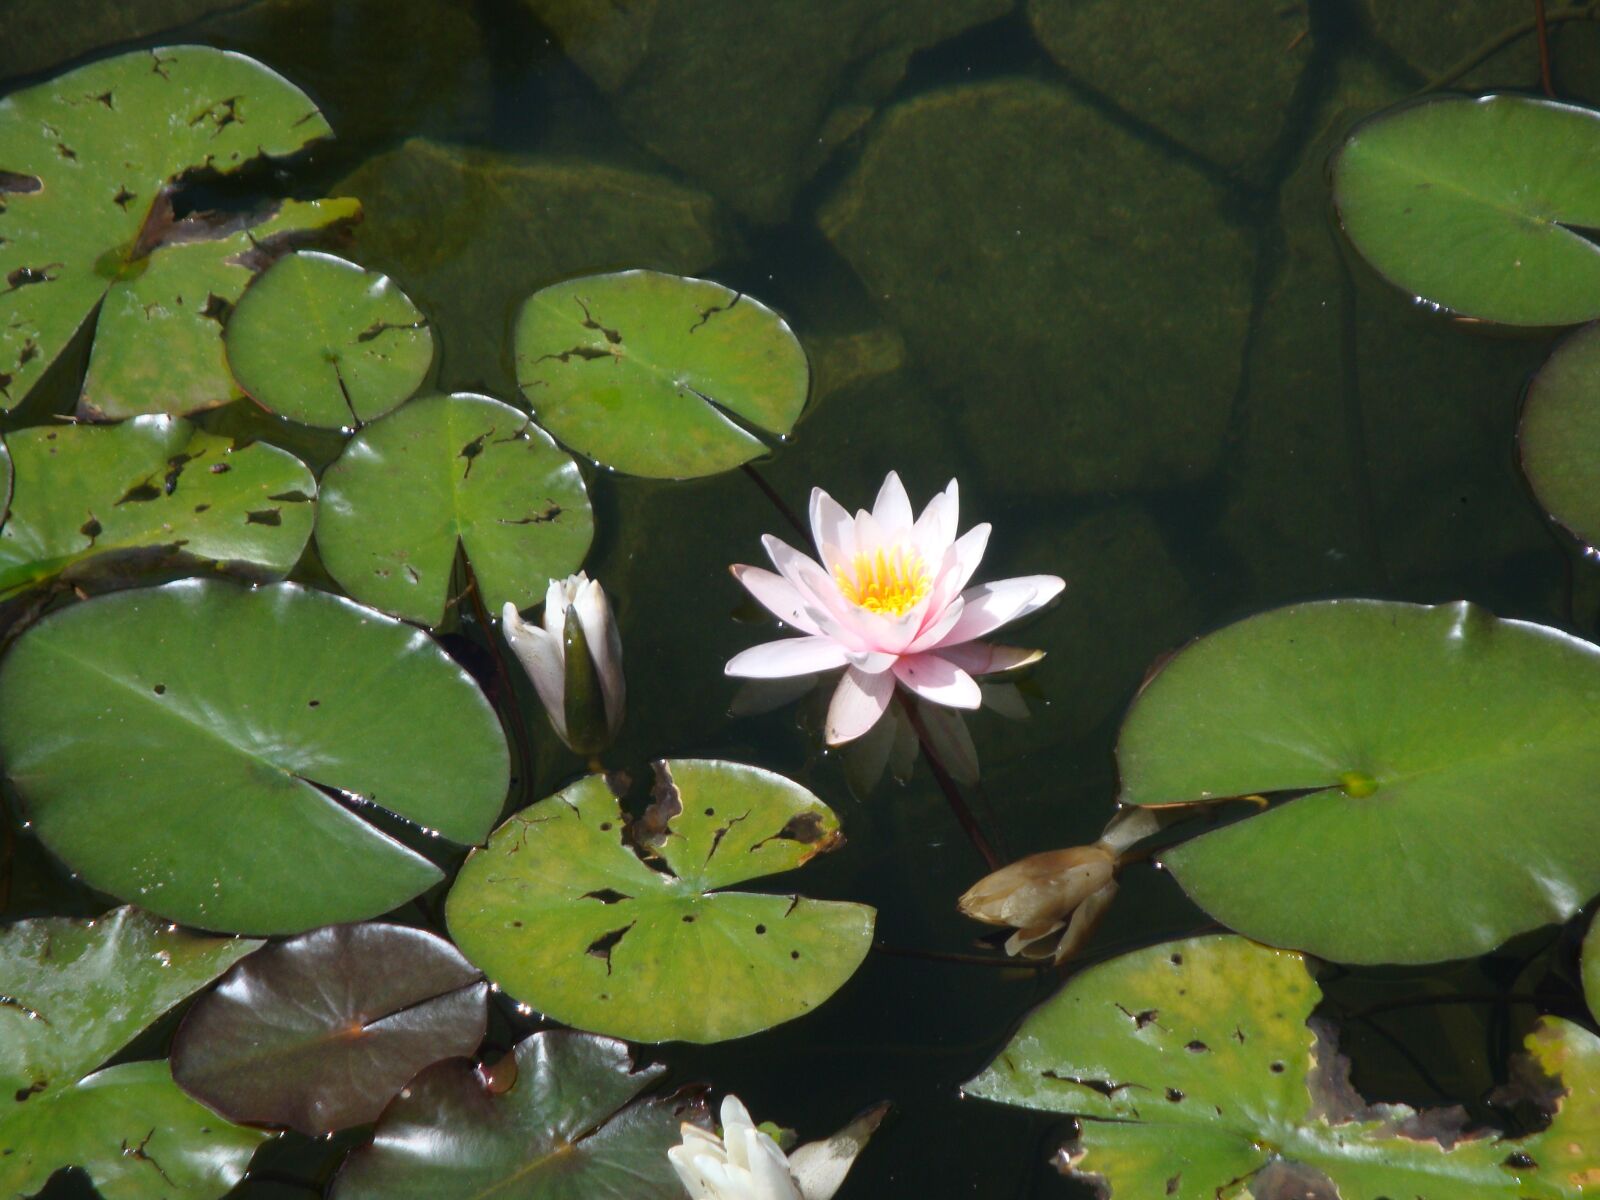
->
315;392;592;626
446;760;874;1043
330;1030;699;1199
1117;600;1600;964
0;907;269;1198
1519;321;1600;549
171;922;487;1135
0;580;509;934
514;270;808;479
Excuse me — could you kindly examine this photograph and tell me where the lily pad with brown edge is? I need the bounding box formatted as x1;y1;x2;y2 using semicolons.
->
514;270;809;479
330;1029;700;1200
964;933;1600;1199
1519;320;1600;548
314;392;592;626
225;250;433;430
0;907;271;1200
1115;599;1600;965
0;45;333;412
0;580;509;935
445;760;875;1044
171;922;488;1136
0;416;315;604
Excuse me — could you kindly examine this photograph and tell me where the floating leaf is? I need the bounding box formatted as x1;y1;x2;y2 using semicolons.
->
171;922;487;1135
446;761;873;1043
0;580;508;934
225;250;433;429
331;1030;698;1200
514;270;808;479
1332;93;1600;326
1519;321;1600;548
1585;912;1600;1024
965;933;1600;1198
0;907;269;1199
81;197;362;420
1116;600;1600;964
315;392;592;626
0;416;315;604
0;45;332;411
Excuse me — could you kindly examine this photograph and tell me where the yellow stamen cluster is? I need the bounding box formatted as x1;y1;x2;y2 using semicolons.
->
835;545;931;617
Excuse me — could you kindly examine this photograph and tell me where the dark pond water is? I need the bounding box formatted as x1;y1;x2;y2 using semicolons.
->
5;1;1595;1195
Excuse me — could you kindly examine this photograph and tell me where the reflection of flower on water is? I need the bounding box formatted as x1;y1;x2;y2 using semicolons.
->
669;1094;885;1200
725;472;1064;745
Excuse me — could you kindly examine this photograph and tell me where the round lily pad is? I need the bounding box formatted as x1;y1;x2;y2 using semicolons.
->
1333;93;1600;326
1116;599;1600;964
1585;912;1600;1024
0;580;509;935
1519;321;1600;547
445;760;874;1043
172;923;488;1135
226;250;433;429
513;270;808;479
315;392;593;626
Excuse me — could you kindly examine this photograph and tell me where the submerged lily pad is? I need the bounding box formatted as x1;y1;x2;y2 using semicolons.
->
0;45;332;411
0;416;315;603
0;907;269;1200
1519;321;1600;547
171;923;487;1135
315;392;592;626
331;1030;697;1199
966;934;1600;1198
514;270;808;479
0;580;509;934
225;250;433;429
1333;93;1600;326
446;761;874;1043
1116;600;1600;964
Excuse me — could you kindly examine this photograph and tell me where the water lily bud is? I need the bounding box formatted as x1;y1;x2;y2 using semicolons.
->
502;572;624;756
668;1095;884;1200
959;844;1118;964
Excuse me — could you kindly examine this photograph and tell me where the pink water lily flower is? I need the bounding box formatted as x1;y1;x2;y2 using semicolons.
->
726;472;1064;745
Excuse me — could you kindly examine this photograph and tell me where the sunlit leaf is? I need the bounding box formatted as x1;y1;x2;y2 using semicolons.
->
1519;321;1600;548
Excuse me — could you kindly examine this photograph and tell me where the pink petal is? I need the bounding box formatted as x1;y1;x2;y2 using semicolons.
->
761;535;870;651
892;653;981;709
907;594;966;653
936;641;1045;675
920;525;990;629
911;479;959;563
932;575;1066;648
845;649;898;674
730;565;822;635
809;487;854;572
726;636;850;679
871;471;913;532
826;666;896;744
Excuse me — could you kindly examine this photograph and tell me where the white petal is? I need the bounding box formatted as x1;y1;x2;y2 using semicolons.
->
667;1147;720;1200
763;535;872;652
808;488;855;572
870;471;913;533
789;1104;888;1200
502;603;568;740
720;1096;757;1167
911;479;959;564
731;565;823;635
932;575;1065;648
541;577;570;640
936;641;1045;676
573;578;625;736
726;636;850;679
826;666;895;744
844;649;897;674
850;510;885;556
1054;880;1118;963
916;525;989;635
746;1132;805;1200
891;653;981;709
906;595;966;654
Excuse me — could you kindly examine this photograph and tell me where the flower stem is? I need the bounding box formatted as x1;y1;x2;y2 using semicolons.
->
1536;0;1556;96
896;691;1002;871
741;463;809;541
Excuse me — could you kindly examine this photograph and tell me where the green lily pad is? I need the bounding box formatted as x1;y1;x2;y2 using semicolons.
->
1116;599;1600;964
171;922;487;1135
315;392;592;626
225;250;433;429
445;760;874;1043
331;1030;698;1200
0;580;509;934
1332;93;1600;326
0;45;332;412
965;934;1600;1199
0;907;269;1199
1585;912;1600;1024
81;197;362;420
513;270;808;479
0;416;315;604
1519;321;1600;548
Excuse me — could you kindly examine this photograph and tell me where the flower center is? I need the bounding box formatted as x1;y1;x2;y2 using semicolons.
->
835;544;931;617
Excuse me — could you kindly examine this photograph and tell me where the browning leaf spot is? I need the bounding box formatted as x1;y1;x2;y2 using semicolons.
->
245;508;282;526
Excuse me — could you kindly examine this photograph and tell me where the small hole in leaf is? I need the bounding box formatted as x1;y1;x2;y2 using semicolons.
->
1270;1061;1285;1074
1169;953;1183;965
599;822;612;831
308;699;320;708
1165;1088;1184;1103
790;950;800;959
704;807;715;816
152;684;166;695
755;924;766;935
682;914;694;923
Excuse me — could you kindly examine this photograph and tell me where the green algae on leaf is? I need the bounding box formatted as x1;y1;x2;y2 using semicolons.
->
1519;321;1600;548
1333;93;1600;326
1115;600;1600;964
445;761;874;1043
514;270;808;479
0;907;268;1200
315;392;592;626
965;934;1600;1198
0;580;508;934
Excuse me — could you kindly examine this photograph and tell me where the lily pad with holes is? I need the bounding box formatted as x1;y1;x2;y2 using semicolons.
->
1116;600;1600;964
965;934;1600;1199
171;923;487;1135
0;907;269;1200
1332;93;1600;326
225;250;433;429
514;270;808;479
445;761;874;1043
0;580;508;934
315;392;592;626
0;416;315;604
1519;321;1600;548
0;45;332;412
331;1030;698;1199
